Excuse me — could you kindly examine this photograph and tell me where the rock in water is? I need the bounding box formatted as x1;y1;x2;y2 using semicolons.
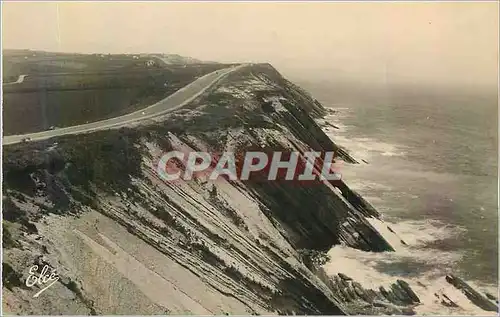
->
445;275;498;312
397;280;421;303
390;283;414;305
338;273;353;281
441;294;460;308
485;292;498;302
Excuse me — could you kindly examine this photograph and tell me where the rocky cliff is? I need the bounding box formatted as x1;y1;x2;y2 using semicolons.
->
2;64;497;315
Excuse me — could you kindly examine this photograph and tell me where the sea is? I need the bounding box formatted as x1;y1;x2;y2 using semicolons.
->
299;79;498;314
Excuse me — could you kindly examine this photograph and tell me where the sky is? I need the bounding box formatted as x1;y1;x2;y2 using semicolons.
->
2;1;498;89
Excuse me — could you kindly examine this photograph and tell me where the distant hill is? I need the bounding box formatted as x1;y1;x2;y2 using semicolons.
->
2;50;221;80
2;49;218;65
154;53;218;65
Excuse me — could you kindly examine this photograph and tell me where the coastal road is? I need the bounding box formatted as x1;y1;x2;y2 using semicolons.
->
3;74;28;85
3;65;243;145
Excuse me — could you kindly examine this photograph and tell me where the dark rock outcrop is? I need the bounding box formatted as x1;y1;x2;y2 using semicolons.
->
445;274;499;312
316;273;421;315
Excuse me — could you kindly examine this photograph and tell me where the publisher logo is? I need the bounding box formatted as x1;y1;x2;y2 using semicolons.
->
25;264;60;298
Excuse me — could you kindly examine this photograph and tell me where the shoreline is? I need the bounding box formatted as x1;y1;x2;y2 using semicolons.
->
316;107;498;315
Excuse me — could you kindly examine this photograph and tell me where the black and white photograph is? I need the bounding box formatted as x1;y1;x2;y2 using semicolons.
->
1;1;498;315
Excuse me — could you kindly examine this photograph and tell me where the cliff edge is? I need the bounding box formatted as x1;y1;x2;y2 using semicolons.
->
2;64;497;315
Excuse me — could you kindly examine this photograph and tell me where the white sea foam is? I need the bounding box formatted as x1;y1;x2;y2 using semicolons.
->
319;109;407;161
323;218;497;315
319;107;498;315
327;134;407;161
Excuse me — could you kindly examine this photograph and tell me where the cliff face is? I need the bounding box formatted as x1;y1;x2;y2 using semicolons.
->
2;64;496;315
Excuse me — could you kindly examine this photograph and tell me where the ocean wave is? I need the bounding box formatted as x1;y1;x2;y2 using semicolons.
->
323;218;497;315
319;107;498;315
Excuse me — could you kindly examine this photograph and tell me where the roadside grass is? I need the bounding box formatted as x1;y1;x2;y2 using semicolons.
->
3;51;232;135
